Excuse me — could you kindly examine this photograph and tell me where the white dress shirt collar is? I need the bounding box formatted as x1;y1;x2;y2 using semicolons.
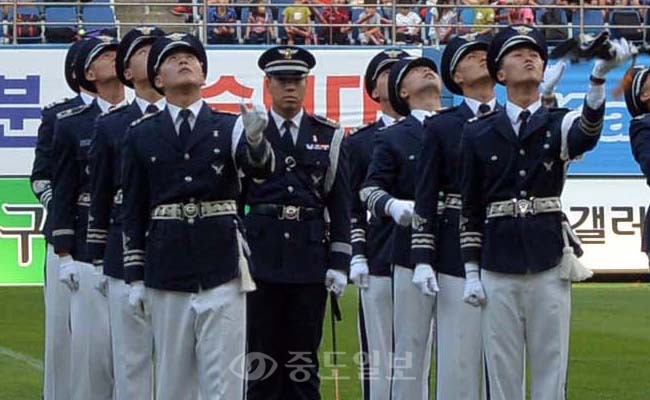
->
167;98;205;131
135;96;167;115
506;98;542;135
270;108;303;143
464;96;497;116
80;91;95;105
410;109;435;124
95;96;128;114
379;113;395;127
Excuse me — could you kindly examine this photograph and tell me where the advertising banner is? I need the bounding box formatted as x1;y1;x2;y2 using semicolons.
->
0;47;648;284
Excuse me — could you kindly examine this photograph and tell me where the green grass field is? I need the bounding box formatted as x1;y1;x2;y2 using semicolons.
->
1;284;649;399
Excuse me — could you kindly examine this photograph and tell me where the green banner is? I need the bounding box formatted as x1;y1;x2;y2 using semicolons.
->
0;177;45;285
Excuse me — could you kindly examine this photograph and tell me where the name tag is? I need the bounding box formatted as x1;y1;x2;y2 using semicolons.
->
305;143;330;151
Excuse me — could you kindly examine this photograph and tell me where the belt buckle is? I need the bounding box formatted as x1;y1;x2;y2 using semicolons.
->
183;202;199;220
514;199;533;217
282;205;300;221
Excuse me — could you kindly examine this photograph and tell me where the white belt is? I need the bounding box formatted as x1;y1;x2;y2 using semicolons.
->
437;193;462;215
152;200;237;222
486;196;562;218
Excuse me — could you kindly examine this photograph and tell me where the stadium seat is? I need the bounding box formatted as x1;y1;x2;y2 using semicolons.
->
571;9;604;39
609;10;643;42
44;6;78;43
82;3;117;37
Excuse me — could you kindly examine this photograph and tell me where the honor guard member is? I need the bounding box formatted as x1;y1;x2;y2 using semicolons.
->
411;34;496;400
31;39;94;400
51;36;126;400
459;25;632;400
86;27;165;400
348;48;408;400
121;33;274;400
625;66;650;262
361;56;442;400
245;46;351;400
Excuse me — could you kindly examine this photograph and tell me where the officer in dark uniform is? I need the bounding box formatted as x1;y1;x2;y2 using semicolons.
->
411;34;496;400
625;66;650;262
121;33;274;400
459;25;632;400
360;56;442;400
348;48;408;400
50;36;125;400
86;27;165;400
245;46;350;400
31;38;93;400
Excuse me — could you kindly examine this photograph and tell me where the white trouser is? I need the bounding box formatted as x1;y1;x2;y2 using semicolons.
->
436;272;484;400
43;244;71;400
359;275;393;400
69;261;113;400
391;265;435;400
107;276;154;400
482;265;571;400
148;278;246;400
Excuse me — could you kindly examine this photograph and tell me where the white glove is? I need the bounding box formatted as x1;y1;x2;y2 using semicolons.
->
58;255;79;292
412;263;439;296
93;262;108;297
128;281;147;318
540;59;567;96
349;255;369;289
463;262;486;307
386;199;414;226
240;103;268;146
325;269;348;298
592;38;636;79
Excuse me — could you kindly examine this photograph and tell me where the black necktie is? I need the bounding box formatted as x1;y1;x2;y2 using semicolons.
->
281;120;294;152
478;103;491;116
518;110;531;138
145;104;159;114
179;109;192;148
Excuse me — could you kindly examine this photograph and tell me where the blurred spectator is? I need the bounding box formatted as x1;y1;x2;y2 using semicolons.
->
357;4;391;44
395;1;422;43
312;0;352;44
496;0;535;25
245;3;276;44
431;0;457;43
283;0;314;44
171;0;193;16
381;0;395;20
472;0;495;38
208;0;238;44
539;0;569;41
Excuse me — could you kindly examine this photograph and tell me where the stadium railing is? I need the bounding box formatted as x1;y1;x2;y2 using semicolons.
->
0;0;647;45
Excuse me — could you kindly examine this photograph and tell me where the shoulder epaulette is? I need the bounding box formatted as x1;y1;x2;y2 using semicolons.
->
348;122;374;136
130;109;161;127
633;113;650;121
44;97;74;111
548;107;571;113
99;103;129;118
312;114;340;129
211;108;237;117
467;109;498;124
56;104;91;120
434;105;459;115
